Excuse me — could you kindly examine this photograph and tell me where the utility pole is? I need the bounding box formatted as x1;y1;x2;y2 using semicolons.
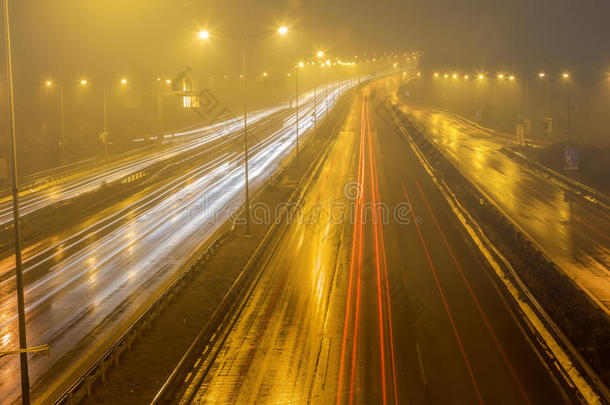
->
295;64;300;176
103;82;108;133
3;0;31;402
60;81;65;163
313;83;317;132
242;39;252;236
103;82;108;157
566;78;571;143
324;69;328;117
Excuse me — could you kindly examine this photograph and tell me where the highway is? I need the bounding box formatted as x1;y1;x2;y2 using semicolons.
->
393;99;610;314
0;80;357;404
0;108;284;226
178;79;570;404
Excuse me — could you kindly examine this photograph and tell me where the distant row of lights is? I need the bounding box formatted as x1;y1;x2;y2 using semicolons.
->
39;53;402;88
43;77;171;87
429;72;572;80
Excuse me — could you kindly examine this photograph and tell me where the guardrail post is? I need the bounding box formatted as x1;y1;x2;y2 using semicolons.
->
101;359;107;382
86;375;92;397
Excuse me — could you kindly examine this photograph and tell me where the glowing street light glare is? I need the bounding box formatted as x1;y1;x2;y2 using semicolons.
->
298;61;304;68
509;75;515;80
198;30;210;40
278;26;288;35
497;74;504;79
444;73;449;78
478;74;484;79
317;51;324;58
45;80;52;87
464;75;469;79
262;72;268;77
562;73;570;79
538;72;546;78
120;78;128;84
80;79;88;85
434;72;439;78
165;79;172;84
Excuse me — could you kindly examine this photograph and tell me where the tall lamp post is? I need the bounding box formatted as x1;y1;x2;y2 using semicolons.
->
562;73;571;142
314;51;324;131
539;72;550;117
43;80;67;162
60;81;65;162
324;60;330;116
295;61;304;175
3;0;31;402
198;26;288;236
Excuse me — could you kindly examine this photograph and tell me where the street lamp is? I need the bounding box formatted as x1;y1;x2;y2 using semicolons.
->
562;72;571;142
3;0;31;401
313;51;327;132
539;72;550;118
295;61;304;175
199;25;288;236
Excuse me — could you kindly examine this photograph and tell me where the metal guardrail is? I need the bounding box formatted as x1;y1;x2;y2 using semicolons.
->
53;228;233;405
503;148;610;209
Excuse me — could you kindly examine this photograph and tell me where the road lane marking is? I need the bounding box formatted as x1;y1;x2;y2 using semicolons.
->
337;95;367;405
365;93;389;405
415;340;427;387
401;182;485;405
415;180;532;404
349;95;368;405
367;97;399;405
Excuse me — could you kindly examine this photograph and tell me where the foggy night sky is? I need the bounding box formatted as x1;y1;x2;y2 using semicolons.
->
5;0;609;84
0;0;606;174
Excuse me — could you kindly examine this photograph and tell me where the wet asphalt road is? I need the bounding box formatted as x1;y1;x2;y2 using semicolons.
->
0;83;355;404
181;79;570;404
395;99;610;315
